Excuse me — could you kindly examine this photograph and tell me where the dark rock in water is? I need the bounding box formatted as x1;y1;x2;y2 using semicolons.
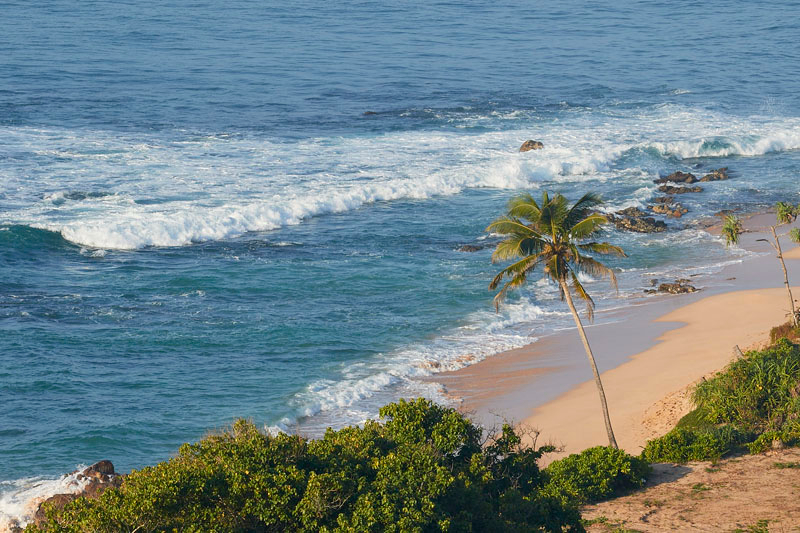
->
657;280;698;294
616;207;648;218
715;209;735;217
654;171;698;184
457;244;485;252
650;278;659;286
362;111;378;116
519;140;544;152
607;208;667;233
699;167;729;182
650;203;688;218
33;461;122;527
652;196;674;204
658;184;703;194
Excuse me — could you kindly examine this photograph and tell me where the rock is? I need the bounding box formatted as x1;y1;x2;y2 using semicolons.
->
657;280;698;294
33;461;122;527
519;140;544;152
650;279;659;286
652;196;674;204
607;209;667;233
650;203;688;218
658;184;703;194
457;244;484;252
362;111;378;116
654;171;698;184
34;493;78;523
84;459;115;477
699;167;729;182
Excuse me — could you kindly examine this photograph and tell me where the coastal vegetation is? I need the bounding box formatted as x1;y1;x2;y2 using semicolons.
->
487;192;625;448
26;336;800;530
721;214;742;247
27;399;652;533
642;337;800;462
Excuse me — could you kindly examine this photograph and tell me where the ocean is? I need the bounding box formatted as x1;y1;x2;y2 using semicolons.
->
2;0;800;523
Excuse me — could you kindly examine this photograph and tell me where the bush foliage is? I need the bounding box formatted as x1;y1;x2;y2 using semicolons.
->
693;338;800;432
643;338;800;462
29;399;587;532
543;447;650;505
641;426;750;463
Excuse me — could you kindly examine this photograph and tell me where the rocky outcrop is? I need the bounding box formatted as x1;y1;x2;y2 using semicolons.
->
32;461;122;527
457;244;485;252
607;207;667;233
650;203;688;218
519;140;544;152
699;167;729;182
652;196;674;204
657;184;703;194
645;279;698;294
654;171;698;184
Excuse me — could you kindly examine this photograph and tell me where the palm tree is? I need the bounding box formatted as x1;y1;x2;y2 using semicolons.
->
487;191;625;448
721;215;742;247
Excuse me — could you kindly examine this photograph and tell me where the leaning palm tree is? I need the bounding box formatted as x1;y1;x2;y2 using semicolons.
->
487;191;625;449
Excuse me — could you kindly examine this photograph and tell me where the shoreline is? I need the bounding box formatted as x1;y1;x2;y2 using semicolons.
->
430;212;800;458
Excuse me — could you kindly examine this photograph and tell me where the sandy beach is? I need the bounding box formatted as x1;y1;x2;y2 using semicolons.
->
433;213;800;459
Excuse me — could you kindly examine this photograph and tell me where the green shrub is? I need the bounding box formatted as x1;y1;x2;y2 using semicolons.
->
543;446;651;505
693;338;800;432
28;399;583;533
790;227;800;244
747;420;800;454
674;406;714;431
641;426;750;463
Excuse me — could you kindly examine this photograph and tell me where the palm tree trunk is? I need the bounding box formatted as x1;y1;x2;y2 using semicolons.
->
559;280;619;449
771;226;798;326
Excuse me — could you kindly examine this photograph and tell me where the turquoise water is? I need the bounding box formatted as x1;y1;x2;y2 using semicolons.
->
2;0;800;519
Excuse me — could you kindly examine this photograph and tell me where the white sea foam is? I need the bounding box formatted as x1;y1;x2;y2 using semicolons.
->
275;297;570;432
0;469;90;531
3;107;799;250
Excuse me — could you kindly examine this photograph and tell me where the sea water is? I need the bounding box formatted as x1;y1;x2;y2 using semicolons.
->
2;0;800;524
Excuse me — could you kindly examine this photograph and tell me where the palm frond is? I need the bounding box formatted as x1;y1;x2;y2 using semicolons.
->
540;193;570;239
575;255;619;291
488;254;544;290
491;236;546;263
486;216;538;238
577;241;626;257
506;193;542;222
570;270;596;321
569;213;610;240
565;192;604;228
489;255;545;310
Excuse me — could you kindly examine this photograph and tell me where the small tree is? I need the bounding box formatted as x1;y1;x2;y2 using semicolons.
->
758;202;799;326
721;214;743;247
487;191;625;449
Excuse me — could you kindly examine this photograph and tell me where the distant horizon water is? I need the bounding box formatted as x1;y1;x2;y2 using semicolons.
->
2;0;800;526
